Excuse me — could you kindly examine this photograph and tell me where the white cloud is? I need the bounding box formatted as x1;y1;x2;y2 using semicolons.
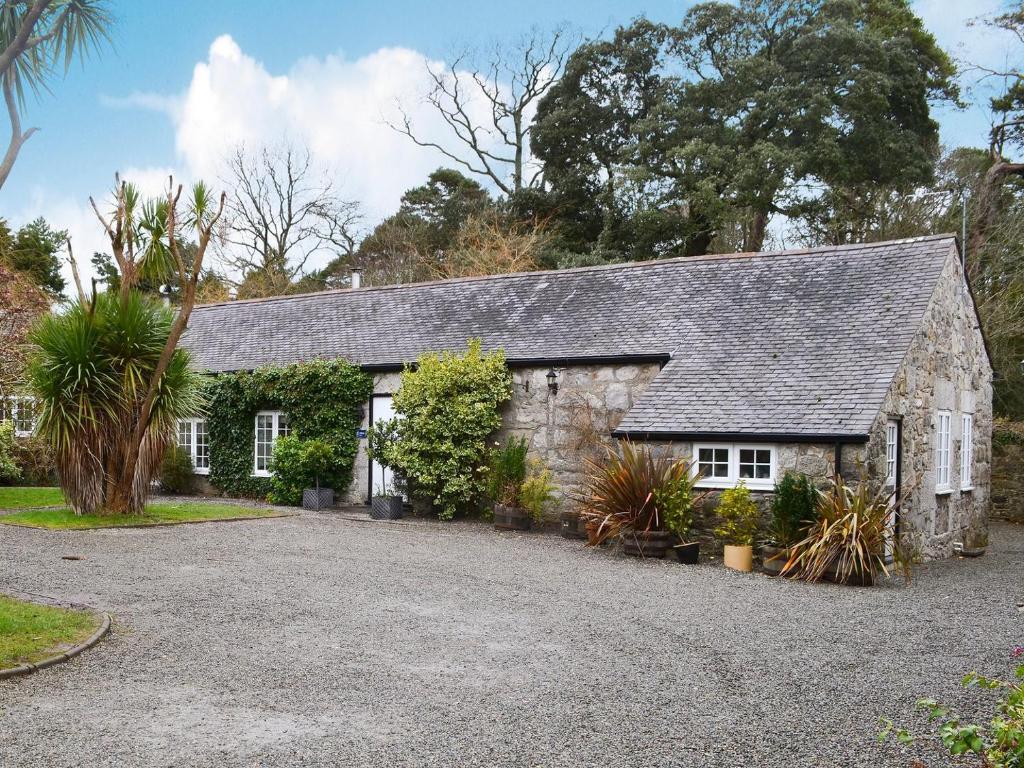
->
134;34;506;226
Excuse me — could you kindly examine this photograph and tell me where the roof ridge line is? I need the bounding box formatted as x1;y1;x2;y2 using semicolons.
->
192;233;959;311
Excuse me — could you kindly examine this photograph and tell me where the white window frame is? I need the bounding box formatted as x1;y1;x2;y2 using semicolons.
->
177;418;210;475
3;396;37;437
935;410;952;495
692;443;776;491
253;410;290;477
885;420;898;487
960;413;974;491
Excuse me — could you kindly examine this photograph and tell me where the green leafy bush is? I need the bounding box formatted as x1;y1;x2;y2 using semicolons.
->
159;444;195;494
371;340;513;520
768;471;819;547
12;435;56;485
880;649;1024;766
270;438;340;505
0;422;22;485
519;459;557;523
576;441;702;545
713;482;760;546
205;359;372;500
488;436;528;506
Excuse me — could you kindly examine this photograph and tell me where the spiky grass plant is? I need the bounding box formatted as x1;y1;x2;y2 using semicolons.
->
575;441;701;546
782;475;901;585
29;291;203;515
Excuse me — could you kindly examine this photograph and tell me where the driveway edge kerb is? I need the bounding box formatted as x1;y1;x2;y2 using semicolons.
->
0;610;111;680
0;512;297;530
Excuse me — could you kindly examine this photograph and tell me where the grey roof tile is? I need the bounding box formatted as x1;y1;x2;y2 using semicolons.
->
181;235;956;438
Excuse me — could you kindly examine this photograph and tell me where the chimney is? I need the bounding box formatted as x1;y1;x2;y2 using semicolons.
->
350;268;363;290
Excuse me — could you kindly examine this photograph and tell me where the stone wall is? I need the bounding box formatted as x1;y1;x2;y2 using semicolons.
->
992;423;1024;523
343;363;664;507
864;248;993;558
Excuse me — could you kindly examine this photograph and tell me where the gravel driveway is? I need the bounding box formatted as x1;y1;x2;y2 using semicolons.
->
0;511;1020;767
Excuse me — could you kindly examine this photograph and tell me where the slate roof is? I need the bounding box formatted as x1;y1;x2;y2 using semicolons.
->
182;234;959;440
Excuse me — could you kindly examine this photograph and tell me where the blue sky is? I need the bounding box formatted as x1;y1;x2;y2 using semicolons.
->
0;0;1013;283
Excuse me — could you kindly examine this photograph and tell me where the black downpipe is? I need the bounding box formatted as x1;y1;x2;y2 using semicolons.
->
834;441;843;480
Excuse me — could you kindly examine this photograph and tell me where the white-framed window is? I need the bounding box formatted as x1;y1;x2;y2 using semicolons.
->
177;418;210;475
885;420;898;487
960;413;974;491
693;443;776;490
254;411;290;477
935;410;952;494
1;396;37;437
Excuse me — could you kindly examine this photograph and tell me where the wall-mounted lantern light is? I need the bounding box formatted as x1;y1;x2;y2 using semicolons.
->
546;367;558;395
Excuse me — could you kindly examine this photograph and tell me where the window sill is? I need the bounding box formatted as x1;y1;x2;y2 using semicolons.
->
194;468;210;476
14;431;32;438
252;470;271;478
696;479;775;492
935;487;953;496
960;486;974;493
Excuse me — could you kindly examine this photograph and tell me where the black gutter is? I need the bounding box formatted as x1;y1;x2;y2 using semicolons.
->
361;353;671;374
612;430;869;444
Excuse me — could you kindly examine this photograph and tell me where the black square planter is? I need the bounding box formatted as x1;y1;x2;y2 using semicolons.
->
370;496;404;520
302;488;335;511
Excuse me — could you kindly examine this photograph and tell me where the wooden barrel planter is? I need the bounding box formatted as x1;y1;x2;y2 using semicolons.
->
621;530;671;558
560;512;588;540
494;504;531;531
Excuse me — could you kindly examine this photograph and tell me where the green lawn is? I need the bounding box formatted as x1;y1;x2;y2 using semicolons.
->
0;595;101;668
0;501;284;529
0;486;65;510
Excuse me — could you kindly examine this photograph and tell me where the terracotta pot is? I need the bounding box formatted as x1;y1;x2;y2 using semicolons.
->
621;530;671;558
494;504;531;531
723;544;753;573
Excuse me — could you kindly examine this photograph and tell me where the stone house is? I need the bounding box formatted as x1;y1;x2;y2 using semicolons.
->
179;234;991;559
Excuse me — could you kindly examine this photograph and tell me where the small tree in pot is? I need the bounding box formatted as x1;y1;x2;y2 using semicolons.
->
714;482;760;572
300;440;335;511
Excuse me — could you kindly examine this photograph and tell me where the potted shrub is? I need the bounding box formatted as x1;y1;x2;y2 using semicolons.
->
575;441;701;559
782;476;907;586
762;472;818;575
659;465;704;564
300;440;335;511
489;437;531;530
520;459;557;527
371;480;404;520
714;482;760;572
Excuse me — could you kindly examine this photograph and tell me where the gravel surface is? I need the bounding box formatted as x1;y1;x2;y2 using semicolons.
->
0;510;1020;767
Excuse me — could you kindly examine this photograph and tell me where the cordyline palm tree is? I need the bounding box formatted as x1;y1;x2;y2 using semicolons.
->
29;176;225;515
0;0;112;190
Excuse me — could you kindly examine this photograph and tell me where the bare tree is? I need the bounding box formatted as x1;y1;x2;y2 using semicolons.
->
387;28;573;195
0;0;111;190
218;143;360;296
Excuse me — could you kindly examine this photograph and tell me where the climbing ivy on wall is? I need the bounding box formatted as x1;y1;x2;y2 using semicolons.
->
204;359;373;501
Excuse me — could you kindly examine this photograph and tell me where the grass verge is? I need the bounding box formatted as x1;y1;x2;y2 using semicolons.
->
0;501;284;529
0;486;65;510
0;595;101;668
